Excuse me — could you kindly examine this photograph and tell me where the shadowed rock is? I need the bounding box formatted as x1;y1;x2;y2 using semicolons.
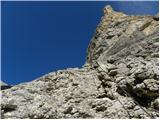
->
1;81;12;90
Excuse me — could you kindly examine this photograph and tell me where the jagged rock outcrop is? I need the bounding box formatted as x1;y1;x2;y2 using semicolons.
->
1;6;159;119
0;81;12;90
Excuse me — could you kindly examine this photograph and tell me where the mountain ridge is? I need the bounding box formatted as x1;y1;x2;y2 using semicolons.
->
1;6;159;119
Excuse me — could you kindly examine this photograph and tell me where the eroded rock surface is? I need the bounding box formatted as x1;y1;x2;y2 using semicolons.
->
1;6;159;119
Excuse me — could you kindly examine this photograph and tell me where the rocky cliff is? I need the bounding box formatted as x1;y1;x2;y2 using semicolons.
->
1;6;159;119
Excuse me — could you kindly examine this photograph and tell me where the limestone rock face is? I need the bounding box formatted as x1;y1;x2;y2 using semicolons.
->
1;6;159;119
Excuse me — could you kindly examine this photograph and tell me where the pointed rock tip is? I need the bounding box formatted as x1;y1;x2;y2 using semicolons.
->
103;5;114;14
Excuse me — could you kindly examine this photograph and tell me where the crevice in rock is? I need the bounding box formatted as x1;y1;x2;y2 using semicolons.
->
2;106;17;113
1;85;12;90
117;83;158;108
134;78;144;84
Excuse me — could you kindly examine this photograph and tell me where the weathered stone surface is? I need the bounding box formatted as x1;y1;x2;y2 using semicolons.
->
1;6;159;119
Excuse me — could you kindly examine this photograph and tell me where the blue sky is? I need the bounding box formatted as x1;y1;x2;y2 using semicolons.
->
1;1;159;85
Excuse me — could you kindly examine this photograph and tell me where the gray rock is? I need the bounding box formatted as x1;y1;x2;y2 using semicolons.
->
109;69;118;76
1;6;159;119
151;98;159;110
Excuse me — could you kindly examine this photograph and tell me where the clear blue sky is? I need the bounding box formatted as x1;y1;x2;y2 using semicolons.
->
1;1;158;85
